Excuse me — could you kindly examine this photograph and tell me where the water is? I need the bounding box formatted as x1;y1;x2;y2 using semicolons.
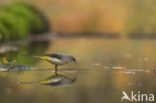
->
0;37;156;103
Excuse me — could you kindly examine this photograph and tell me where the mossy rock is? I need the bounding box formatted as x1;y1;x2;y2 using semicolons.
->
0;11;29;40
0;2;50;42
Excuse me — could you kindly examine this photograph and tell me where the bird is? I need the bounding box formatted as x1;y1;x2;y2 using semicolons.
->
36;53;77;74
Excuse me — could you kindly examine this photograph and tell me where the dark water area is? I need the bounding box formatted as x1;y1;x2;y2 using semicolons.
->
0;37;156;103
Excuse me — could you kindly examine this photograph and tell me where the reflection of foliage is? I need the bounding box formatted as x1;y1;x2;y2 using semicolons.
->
0;2;49;42
15;43;47;65
0;42;48;65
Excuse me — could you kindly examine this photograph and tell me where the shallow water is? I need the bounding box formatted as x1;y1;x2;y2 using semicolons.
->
0;37;156;103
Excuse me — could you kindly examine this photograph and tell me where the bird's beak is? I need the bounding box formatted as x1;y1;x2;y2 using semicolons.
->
72;58;77;64
73;60;77;64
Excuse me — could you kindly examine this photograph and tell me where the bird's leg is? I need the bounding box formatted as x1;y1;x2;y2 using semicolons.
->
55;65;58;75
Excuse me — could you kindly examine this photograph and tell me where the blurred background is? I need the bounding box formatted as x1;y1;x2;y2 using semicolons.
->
1;0;156;38
0;0;156;103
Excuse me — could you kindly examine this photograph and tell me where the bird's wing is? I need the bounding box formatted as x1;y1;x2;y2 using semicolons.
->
44;53;63;59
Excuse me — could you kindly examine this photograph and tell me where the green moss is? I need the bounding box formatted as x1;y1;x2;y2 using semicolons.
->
9;5;45;33
0;11;29;40
0;2;48;42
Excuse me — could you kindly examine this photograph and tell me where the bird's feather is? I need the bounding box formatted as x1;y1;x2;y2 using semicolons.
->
44;54;62;60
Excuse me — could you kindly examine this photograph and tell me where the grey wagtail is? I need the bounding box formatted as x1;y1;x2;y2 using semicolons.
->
37;53;77;74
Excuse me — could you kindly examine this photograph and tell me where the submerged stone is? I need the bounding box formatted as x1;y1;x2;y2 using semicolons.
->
0;63;37;72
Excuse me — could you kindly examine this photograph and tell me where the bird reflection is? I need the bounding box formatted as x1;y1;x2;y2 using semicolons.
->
40;73;76;87
19;72;76;87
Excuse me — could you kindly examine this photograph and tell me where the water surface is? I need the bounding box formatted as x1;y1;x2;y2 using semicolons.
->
0;37;156;103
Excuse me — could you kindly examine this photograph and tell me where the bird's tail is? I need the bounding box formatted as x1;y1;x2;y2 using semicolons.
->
34;55;50;60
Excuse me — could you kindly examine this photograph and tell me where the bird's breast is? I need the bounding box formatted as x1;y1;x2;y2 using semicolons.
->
50;58;66;65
